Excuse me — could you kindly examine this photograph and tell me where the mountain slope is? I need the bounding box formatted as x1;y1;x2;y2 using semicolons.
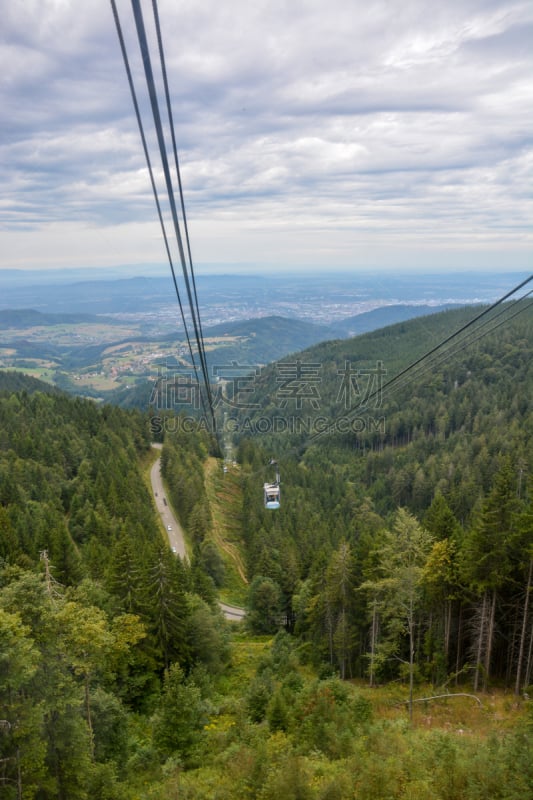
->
0;369;62;395
233;301;532;702
0;308;120;327
203;314;339;363
334;303;462;336
232;302;533;517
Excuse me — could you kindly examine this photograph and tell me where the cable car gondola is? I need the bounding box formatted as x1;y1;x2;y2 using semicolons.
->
263;460;280;510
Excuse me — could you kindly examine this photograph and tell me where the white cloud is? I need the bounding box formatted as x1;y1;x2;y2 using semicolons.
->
0;0;531;272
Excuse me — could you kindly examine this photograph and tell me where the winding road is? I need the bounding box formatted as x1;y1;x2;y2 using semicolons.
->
150;448;188;561
150;445;245;621
218;602;247;621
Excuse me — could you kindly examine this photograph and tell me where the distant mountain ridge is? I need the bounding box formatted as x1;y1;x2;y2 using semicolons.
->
201;305;462;350
1;271;524;315
113;305;490;410
334;303;462;336
0;308;119;327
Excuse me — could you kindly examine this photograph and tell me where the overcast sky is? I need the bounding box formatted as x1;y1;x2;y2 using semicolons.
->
1;0;532;274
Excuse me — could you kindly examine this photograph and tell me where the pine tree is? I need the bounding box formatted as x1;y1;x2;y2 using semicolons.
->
514;488;533;694
461;458;520;690
152;664;207;763
323;542;357;679
145;546;190;671
0;607;46;799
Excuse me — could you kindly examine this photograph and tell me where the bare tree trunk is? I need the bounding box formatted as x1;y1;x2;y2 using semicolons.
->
525;619;533;688
417;610;423;666
515;558;532;694
444;600;452;663
409;597;415;723
473;592;487;693
335;610;347;680
426;610;433;684
506;599;520;689
369;601;379;687
455;603;463;686
483;589;497;692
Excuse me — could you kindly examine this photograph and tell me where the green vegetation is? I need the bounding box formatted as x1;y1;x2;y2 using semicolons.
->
203;457;249;606
0;378;229;797
0;311;340;405
1;300;532;799
236;309;532;696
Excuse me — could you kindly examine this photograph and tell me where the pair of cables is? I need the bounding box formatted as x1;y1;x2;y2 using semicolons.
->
242;276;532;494
305;273;533;448
110;0;217;437
109;2;531;456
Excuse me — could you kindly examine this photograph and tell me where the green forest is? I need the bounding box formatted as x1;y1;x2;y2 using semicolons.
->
0;304;532;799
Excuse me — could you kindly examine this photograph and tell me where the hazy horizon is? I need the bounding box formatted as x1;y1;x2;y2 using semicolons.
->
1;264;530;282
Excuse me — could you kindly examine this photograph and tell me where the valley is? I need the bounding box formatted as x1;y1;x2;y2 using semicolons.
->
0;278;531;800
1;269;519;402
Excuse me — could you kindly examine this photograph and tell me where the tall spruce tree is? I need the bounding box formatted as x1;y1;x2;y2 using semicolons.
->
461;458;520;690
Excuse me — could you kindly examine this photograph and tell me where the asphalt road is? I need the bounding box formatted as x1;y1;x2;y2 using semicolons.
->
150;446;245;621
219;602;246;621
150;452;188;561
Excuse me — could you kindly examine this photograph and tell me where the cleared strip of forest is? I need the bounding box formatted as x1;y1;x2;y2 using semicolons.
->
204;456;248;605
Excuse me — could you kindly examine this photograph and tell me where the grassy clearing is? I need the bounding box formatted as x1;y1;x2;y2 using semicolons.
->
216;633;529;741
218;634;273;693
352;680;528;736
0;365;58;384
204;457;248;606
128;618;531;800
71;373;120;391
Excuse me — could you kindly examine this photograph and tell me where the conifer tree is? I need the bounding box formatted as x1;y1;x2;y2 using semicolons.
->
461;458;520;690
145;546;190;671
514;483;533;694
323;541;357;679
152;664;207;763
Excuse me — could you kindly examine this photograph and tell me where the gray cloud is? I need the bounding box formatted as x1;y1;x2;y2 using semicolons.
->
0;0;531;271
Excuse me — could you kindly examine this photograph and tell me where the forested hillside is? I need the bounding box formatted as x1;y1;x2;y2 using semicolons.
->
236;306;533;695
1;291;532;800
0;377;228;798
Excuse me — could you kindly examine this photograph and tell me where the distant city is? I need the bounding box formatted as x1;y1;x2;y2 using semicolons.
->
0;270;527;402
0;269;523;329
